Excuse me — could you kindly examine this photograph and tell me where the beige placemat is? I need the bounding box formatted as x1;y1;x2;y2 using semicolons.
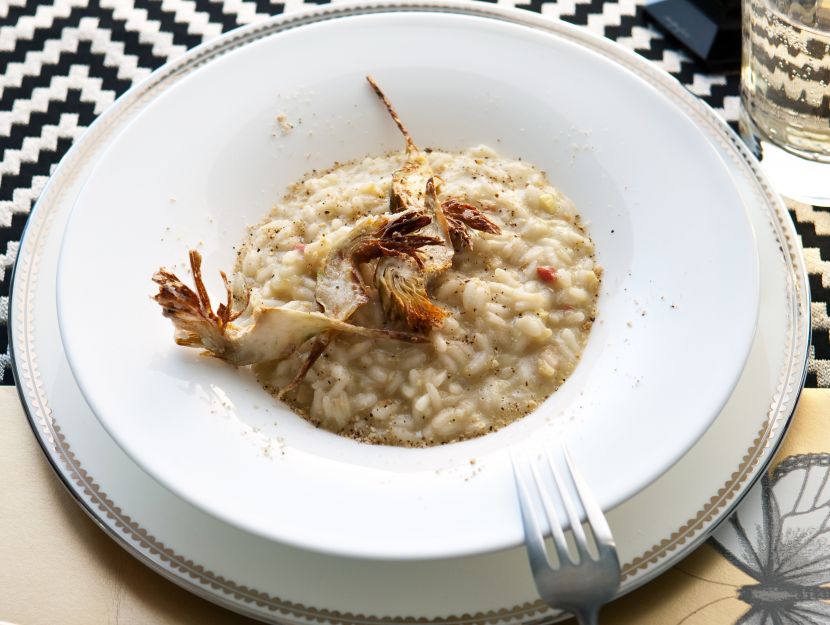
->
2;388;827;624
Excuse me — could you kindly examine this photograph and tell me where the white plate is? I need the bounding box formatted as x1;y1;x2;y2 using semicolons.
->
55;4;760;560
11;2;808;622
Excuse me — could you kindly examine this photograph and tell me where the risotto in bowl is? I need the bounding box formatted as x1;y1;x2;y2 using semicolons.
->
241;147;600;445
152;78;600;446
56;9;759;560
244;147;600;445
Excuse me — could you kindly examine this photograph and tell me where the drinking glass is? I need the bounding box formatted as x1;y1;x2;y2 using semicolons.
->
741;0;830;204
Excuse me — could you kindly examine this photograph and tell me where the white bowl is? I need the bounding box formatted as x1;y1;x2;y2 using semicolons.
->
56;8;759;560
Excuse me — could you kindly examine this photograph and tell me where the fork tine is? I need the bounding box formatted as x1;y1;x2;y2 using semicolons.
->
529;459;571;566
517;449;621;621
546;447;592;562
563;447;617;557
511;455;552;578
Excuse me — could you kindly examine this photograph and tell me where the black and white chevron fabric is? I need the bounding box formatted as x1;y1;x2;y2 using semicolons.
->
0;0;827;386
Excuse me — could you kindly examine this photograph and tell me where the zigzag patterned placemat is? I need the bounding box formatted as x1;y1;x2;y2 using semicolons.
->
1;0;826;386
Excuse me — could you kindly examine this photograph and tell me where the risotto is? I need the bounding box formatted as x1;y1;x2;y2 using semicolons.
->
153;77;600;447
233;146;600;445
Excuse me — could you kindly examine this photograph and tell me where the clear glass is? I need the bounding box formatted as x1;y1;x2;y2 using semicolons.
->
741;0;830;204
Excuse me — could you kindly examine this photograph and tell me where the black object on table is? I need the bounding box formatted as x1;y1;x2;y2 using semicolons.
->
644;0;742;70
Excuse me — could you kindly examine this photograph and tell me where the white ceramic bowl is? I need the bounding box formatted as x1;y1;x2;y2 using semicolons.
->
56;8;759;560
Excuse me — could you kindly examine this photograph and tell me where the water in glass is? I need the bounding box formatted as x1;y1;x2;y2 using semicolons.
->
741;0;830;203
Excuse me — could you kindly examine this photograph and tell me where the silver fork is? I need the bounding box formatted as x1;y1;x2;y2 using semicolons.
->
512;447;621;625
